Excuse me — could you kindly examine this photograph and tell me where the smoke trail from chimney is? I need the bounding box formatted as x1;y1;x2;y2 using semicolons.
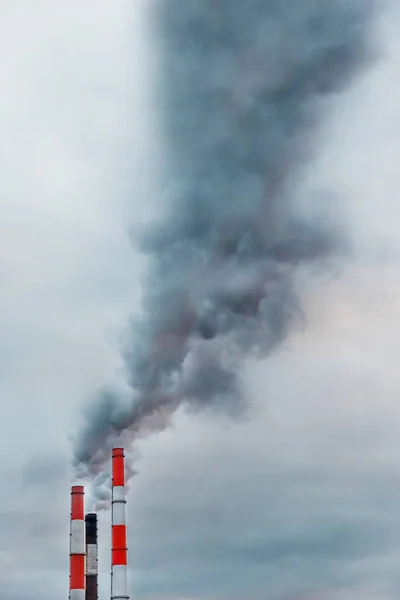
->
72;0;374;492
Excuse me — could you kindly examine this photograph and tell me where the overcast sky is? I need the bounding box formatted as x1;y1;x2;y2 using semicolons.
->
2;2;400;599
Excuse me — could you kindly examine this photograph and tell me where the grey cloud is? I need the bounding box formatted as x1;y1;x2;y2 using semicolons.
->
123;405;400;599
21;455;68;487
120;250;400;598
73;0;374;493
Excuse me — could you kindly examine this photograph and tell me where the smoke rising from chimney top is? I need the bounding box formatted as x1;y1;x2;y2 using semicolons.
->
72;0;374;499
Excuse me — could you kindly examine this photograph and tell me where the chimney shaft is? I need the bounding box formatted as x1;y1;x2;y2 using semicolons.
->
111;448;129;600
85;513;98;600
70;486;85;600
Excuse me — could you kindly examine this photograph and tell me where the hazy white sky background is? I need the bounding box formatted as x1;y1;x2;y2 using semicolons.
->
1;1;400;599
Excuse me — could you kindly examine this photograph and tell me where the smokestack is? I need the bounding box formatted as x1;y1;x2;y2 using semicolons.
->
70;486;85;600
111;448;129;600
85;513;98;600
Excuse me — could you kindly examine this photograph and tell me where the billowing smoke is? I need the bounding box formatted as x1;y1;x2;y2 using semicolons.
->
72;0;373;493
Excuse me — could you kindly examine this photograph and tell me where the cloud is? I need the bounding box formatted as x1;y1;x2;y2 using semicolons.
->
72;0;374;485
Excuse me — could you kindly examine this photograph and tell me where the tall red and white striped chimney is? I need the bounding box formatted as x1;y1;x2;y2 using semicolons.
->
111;448;129;600
70;485;85;600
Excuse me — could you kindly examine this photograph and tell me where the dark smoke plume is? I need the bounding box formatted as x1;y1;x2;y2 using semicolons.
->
73;0;373;490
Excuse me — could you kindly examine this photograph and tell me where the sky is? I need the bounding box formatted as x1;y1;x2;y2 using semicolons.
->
1;1;400;599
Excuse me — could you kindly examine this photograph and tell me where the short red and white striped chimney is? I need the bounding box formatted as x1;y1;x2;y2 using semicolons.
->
70;485;85;600
111;448;129;600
